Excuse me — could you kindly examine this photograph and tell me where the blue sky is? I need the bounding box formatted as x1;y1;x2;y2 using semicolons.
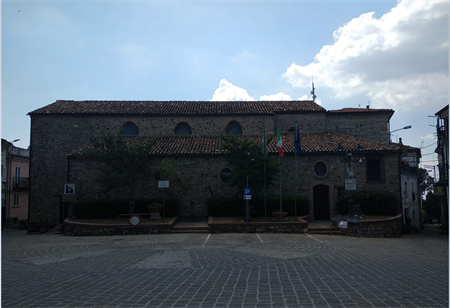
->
1;0;448;175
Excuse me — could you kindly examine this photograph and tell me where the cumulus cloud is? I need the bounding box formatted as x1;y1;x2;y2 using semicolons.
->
260;92;293;101
211;79;256;101
283;1;448;112
298;94;322;106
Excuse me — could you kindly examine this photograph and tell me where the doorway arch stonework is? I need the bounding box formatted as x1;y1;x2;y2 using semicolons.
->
308;180;335;221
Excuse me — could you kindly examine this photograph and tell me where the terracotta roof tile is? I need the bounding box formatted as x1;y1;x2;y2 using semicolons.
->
29;100;325;116
70;133;400;157
328;108;393;114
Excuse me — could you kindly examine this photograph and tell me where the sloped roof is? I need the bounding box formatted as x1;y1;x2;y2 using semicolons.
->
328;108;394;114
70;132;400;157
29;100;325;116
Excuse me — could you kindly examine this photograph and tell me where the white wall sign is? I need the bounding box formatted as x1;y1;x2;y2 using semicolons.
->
158;181;169;188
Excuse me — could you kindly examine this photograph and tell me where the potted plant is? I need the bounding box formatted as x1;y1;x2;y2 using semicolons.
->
147;202;163;220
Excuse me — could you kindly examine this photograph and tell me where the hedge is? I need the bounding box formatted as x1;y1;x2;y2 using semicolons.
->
72;198;180;219
207;195;309;217
336;190;399;216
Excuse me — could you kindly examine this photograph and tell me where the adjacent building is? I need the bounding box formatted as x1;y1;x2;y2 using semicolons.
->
2;141;30;229
434;105;448;230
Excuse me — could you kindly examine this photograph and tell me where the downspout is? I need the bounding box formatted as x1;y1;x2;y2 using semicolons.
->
27;116;33;231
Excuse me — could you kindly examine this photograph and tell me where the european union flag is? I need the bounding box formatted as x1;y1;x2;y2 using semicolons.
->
295;123;302;154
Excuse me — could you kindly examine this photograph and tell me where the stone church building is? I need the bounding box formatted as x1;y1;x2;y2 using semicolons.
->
28;100;403;225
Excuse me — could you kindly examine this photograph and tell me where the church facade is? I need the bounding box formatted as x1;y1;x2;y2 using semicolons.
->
28;100;403;225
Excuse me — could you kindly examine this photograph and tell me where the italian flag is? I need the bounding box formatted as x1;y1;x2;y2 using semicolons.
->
277;126;284;157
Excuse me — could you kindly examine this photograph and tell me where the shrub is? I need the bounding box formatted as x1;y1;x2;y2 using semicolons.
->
336;190;399;216
207;195;309;217
72;198;180;219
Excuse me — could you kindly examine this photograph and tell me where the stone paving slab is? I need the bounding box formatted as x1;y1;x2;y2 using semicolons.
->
1;230;448;308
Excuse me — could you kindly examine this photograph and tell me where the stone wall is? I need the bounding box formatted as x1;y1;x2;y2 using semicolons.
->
274;113;327;134
338;215;403;237
29;110;399;226
69;151;401;219
208;217;308;233
63;217;175;236
327;112;392;143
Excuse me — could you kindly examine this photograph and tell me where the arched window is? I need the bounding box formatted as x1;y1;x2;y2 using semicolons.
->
122;122;139;136
220;168;232;184
226;121;242;136
175;122;192;135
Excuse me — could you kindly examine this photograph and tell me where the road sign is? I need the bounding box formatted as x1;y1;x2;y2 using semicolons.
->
63;183;76;195
345;179;356;190
62;183;77;202
129;215;141;226
244;188;251;200
158;181;169;188
337;219;349;231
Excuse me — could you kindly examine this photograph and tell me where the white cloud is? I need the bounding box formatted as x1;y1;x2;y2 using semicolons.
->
421;134;437;141
260;92;293;101
211;79;256;101
283;0;448;112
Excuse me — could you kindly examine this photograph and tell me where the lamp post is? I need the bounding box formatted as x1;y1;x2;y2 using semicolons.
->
338;144;365;217
389;125;411;142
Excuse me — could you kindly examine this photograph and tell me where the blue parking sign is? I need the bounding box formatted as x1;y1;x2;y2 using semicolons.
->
244;188;251;200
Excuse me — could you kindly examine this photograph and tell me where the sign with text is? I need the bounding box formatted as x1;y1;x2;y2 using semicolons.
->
244;188;251;200
158;181;169;188
345;179;356;191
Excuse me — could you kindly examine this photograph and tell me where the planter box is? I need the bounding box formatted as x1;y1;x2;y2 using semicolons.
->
271;212;288;221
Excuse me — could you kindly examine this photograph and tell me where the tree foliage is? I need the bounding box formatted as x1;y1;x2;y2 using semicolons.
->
422;192;441;219
418;168;434;196
220;135;278;197
76;131;155;209
155;158;189;196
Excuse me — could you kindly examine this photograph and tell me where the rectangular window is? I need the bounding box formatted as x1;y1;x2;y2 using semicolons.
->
13;193;19;206
2;166;6;182
14;166;21;185
366;157;383;182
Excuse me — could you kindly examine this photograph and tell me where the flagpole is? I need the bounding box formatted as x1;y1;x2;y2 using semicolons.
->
263;123;267;219
279;154;282;227
295;123;298;221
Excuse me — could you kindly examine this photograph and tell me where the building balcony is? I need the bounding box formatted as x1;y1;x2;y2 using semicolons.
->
12;177;29;190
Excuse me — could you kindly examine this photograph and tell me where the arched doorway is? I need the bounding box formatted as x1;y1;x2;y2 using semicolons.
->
313;185;330;220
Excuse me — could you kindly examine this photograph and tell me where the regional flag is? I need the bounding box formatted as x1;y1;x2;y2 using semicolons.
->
277;126;284;157
295;123;302;154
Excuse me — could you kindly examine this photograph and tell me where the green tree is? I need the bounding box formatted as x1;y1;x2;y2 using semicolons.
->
221;135;278;197
75;131;155;214
418;168;434;197
155;158;189;196
422;191;441;221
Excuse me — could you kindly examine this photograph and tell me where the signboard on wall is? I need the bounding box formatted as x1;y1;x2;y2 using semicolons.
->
345;179;356;191
62;183;77;202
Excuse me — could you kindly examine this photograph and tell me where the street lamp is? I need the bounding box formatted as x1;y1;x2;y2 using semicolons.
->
389;125;411;142
337;144;365;217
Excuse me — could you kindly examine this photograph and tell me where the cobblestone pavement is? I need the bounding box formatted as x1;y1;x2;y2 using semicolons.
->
2;230;448;308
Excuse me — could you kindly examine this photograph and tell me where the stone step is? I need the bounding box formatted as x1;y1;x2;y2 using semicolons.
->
171;229;209;234
308;227;339;232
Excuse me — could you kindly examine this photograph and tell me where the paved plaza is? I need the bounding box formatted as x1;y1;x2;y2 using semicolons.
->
2;229;448;308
